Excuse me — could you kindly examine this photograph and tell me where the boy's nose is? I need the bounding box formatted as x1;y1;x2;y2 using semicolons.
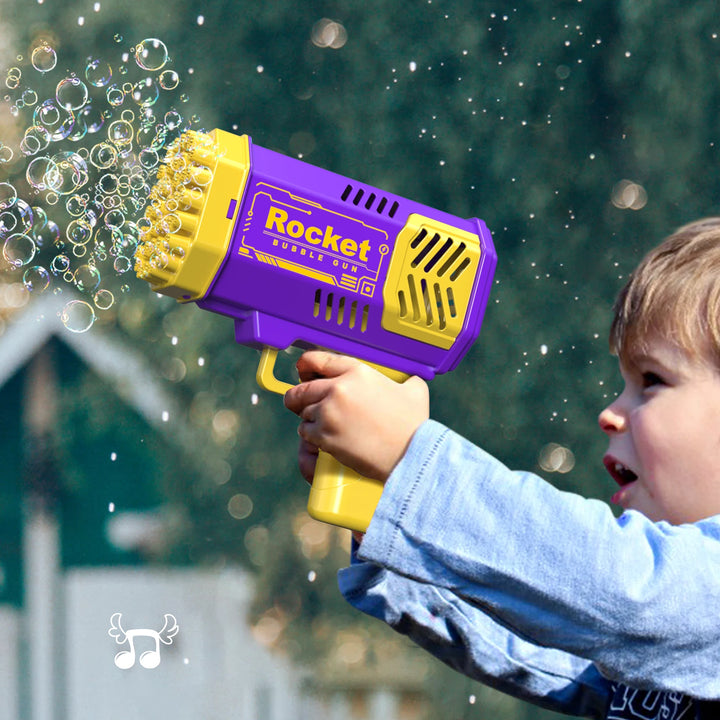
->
598;403;627;434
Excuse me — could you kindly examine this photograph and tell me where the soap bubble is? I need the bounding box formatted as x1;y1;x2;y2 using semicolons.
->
56;76;89;110
164;110;182;130
0;182;17;210
22;88;38;107
34;99;75;141
45;151;89;195
105;83;125;107
132;77;159;107
93;287;114;309
0;199;34;237
107;119;133;145
3;232;36;266
89;142;117;169
26;156;51;189
66;218;93;246
113;255;132;273
78;104;105;134
23;265;50;291
134;38;168;71
50;254;71;274
1;35;197;313
0;144;14;163
31;43;57;73
158;70;180;91
85;58;112;87
73;263;101;292
33;220;60;247
21;125;52;155
60;299;95;332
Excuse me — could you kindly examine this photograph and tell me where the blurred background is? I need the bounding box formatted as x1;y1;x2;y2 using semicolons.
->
0;1;718;718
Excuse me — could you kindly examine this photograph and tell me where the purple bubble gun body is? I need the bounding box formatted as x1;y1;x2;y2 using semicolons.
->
135;129;497;532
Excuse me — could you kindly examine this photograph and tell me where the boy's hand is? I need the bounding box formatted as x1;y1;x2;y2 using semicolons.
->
284;351;430;482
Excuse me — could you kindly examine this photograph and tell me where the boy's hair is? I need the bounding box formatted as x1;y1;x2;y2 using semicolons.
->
610;217;720;369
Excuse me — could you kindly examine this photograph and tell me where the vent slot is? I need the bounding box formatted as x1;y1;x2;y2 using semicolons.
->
437;242;467;278
313;288;369;332
411;233;441;268
340;183;401;218
397;276;460;330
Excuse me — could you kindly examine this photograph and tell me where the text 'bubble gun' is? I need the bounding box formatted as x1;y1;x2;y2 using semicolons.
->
134;129;497;532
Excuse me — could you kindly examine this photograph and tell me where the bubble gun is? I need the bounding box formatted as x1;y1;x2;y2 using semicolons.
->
134;129;497;532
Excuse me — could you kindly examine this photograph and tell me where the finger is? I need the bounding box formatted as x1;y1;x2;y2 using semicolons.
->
296;351;362;381
284;377;335;414
298;439;319;485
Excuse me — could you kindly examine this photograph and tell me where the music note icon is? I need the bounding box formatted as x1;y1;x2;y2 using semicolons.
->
108;613;179;669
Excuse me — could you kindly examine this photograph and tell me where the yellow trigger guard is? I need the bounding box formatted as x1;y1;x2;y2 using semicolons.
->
257;347;295;395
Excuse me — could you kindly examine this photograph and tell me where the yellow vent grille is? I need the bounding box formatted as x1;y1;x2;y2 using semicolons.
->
381;214;481;349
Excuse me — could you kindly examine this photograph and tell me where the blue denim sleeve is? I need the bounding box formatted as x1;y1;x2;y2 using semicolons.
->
345;420;720;701
339;546;611;718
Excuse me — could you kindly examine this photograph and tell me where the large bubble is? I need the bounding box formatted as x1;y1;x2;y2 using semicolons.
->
60;299;96;333
134;39;169;71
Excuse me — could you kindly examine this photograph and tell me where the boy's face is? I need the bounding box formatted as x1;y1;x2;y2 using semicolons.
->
598;335;720;524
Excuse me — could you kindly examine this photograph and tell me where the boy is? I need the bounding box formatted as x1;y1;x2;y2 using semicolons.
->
284;218;720;719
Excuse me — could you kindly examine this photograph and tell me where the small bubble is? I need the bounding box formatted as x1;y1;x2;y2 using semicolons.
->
60;299;95;333
307;571;317;582
161;410;169;422
23;265;50;291
56;76;89;110
85;58;112;87
158;70;179;91
31;43;57;73
73;263;101;292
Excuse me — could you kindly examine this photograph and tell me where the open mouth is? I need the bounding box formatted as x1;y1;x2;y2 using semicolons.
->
604;456;638;486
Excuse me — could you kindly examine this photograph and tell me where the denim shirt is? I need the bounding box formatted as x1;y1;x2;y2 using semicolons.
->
338;420;720;718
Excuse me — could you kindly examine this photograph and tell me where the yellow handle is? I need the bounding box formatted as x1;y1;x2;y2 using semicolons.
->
308;450;384;532
256;346;409;531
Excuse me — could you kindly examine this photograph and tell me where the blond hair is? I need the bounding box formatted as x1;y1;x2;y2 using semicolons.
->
610;217;720;368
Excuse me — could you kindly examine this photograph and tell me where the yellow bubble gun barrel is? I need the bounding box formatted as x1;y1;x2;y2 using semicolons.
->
135;129;496;532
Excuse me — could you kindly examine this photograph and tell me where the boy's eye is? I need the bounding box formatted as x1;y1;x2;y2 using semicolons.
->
641;371;665;388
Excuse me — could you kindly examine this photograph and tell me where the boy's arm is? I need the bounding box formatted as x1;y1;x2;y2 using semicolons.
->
360;420;720;700
339;543;611;718
285;352;720;699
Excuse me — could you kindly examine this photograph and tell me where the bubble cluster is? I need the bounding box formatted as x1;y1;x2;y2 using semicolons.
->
0;37;200;332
